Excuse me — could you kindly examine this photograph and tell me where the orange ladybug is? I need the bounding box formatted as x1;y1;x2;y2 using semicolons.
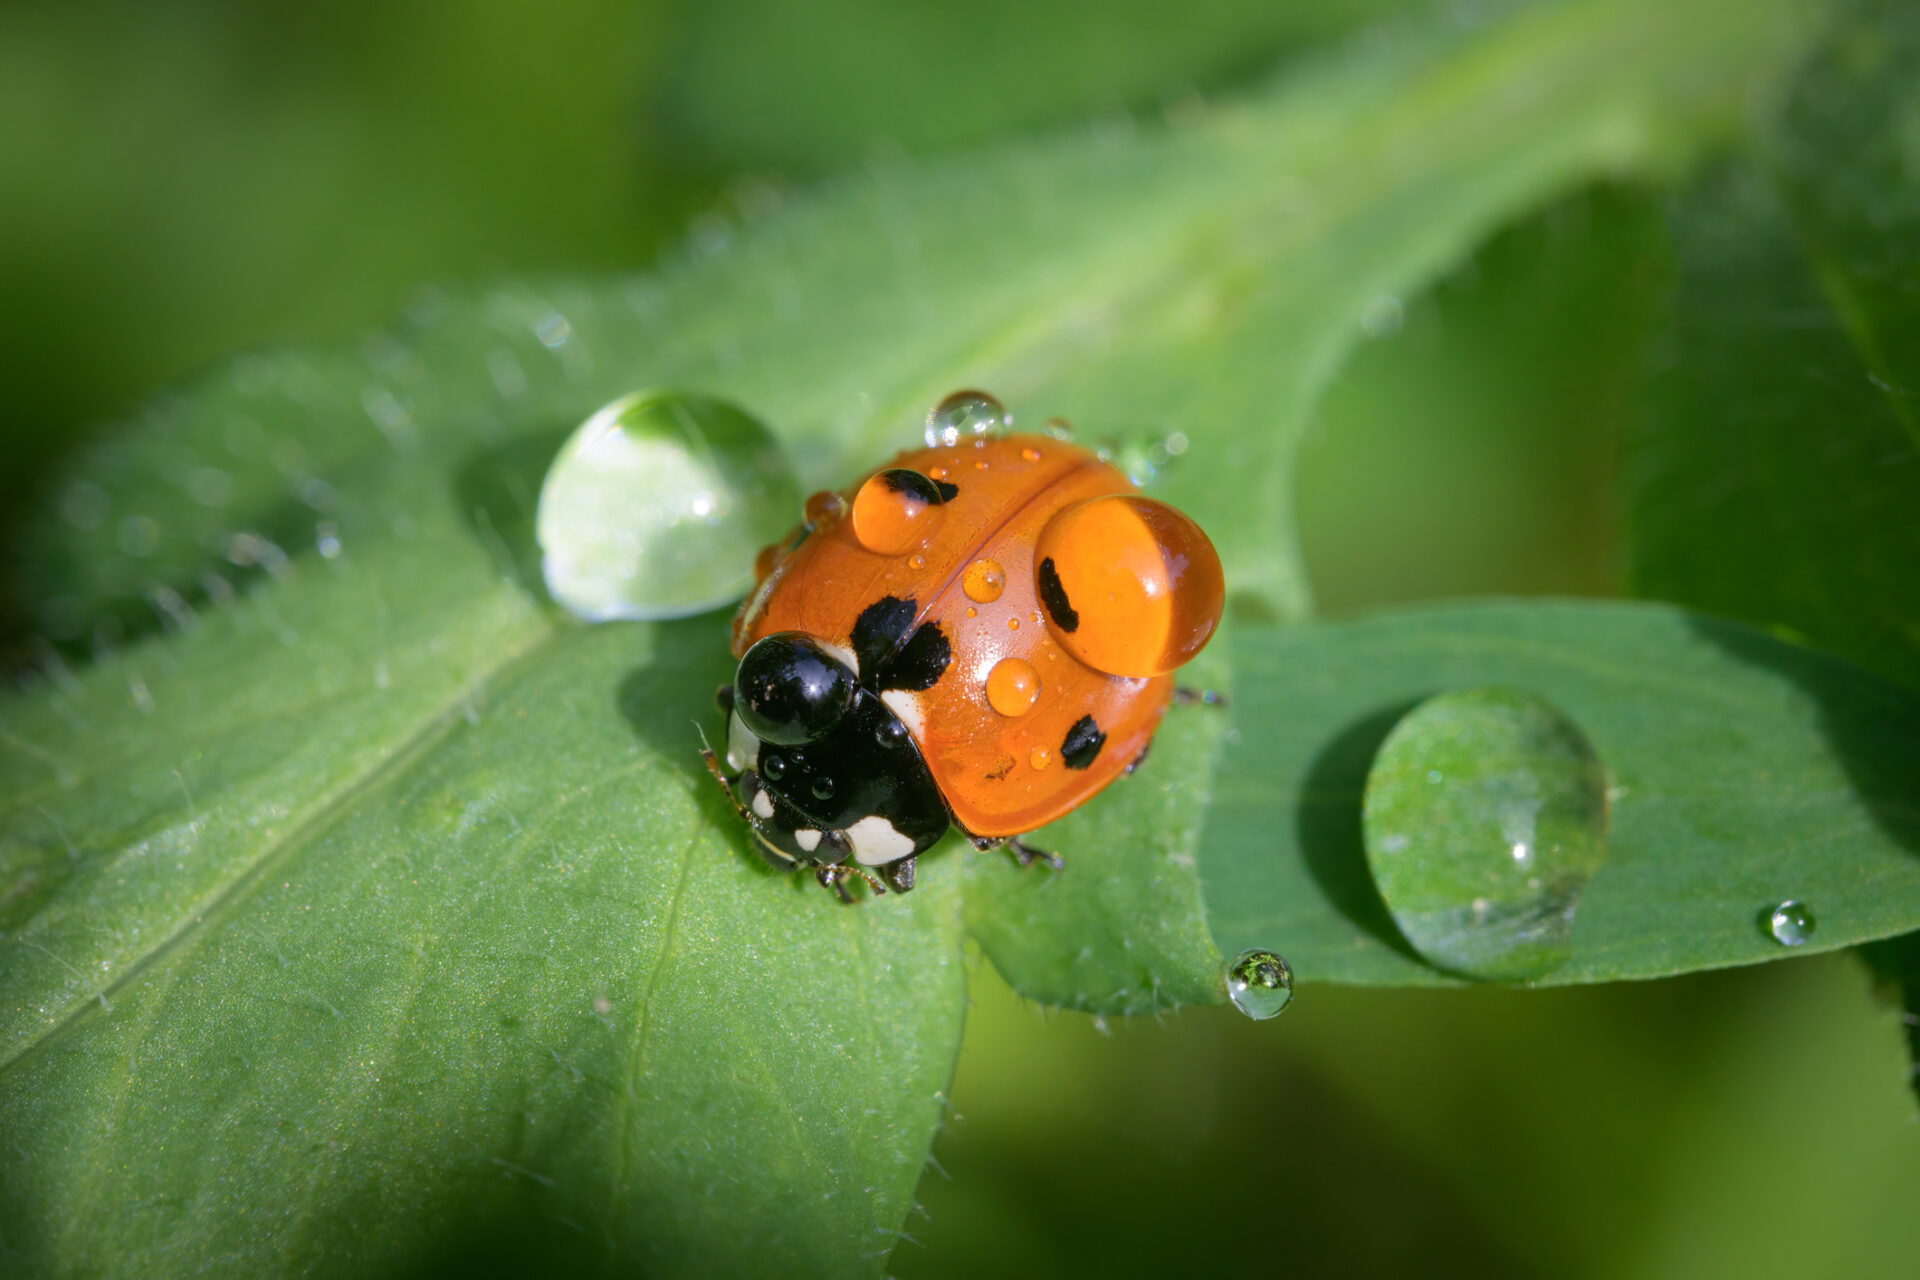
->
702;392;1224;900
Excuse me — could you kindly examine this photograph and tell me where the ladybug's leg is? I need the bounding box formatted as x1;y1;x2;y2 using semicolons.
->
881;856;917;894
1171;687;1227;708
815;863;889;902
699;744;753;821
969;834;1064;872
1124;738;1153;775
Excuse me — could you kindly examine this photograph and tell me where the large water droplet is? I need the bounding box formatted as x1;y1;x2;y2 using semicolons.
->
924;390;1008;447
1362;688;1608;982
1765;900;1815;946
536;391;801;621
1226;949;1293;1019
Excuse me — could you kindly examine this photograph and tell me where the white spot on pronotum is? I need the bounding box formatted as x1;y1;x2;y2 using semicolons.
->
751;790;774;820
818;639;859;673
880;690;924;740
726;712;761;773
846;815;913;866
794;829;822;853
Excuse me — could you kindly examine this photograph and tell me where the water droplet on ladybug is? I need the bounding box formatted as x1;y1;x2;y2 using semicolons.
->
811;776;836;800
1007;617;1019;631
908;554;927;570
925;390;1008;447
963;559;1006;603
985;658;1042;717
1033;494;1224;676
851;468;944;555
966;606;978;618
1030;747;1053;770
761;753;787;780
536;391;800;621
804;489;848;529
1021;446;1042;462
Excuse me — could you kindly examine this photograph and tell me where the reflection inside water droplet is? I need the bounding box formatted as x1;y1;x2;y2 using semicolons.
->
1765;900;1815;946
1226;949;1293;1019
1362;688;1608;982
536;391;800;621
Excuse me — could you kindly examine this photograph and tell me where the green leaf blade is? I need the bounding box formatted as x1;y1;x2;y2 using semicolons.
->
1203;600;1920;986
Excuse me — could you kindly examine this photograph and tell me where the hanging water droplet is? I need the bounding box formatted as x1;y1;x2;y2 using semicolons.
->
536;391;801;622
1765;900;1815;946
963;558;1006;603
1226;949;1293;1019
1362;688;1608;982
924;390;1008;447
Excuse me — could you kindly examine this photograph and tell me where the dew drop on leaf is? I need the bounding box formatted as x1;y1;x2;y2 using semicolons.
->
924;389;1008;447
1362;687;1609;982
1226;949;1293;1019
536;391;801;621
1765;899;1815;946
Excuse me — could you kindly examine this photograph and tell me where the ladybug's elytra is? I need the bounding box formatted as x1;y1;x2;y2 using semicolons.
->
703;395;1225;901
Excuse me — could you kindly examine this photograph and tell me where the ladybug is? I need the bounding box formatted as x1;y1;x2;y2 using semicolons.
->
702;393;1225;901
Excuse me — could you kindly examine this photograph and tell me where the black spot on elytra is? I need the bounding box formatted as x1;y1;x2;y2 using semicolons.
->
852;596;916;681
878;468;951;505
933;479;958;501
1061;714;1106;769
1037;557;1079;632
883;622;951;691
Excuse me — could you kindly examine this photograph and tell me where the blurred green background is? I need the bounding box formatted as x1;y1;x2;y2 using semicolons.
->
3;0;1913;1275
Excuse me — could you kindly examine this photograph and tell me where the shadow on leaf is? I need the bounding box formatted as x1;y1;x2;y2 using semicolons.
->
1297;700;1428;966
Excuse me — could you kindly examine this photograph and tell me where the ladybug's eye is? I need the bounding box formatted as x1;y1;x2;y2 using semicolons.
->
1032;495;1224;677
733;633;857;745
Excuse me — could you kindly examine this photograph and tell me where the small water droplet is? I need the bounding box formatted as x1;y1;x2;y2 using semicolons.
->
1021;446;1042;462
924;390;1008;447
851;469;944;555
1363;688;1608;982
810;776;835;800
804;490;848;529
534;311;573;348
963;559;1006;603
1765;900;1815;946
966;606;977;618
762;753;787;780
908;553;927;570
985;658;1042;717
536;391;801;621
1007;617;1019;631
1029;746;1052;770
1042;417;1074;441
1226;949;1293;1019
1360;294;1404;337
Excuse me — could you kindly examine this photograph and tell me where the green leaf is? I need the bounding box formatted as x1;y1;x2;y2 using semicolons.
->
2;0;1831;1271
1202;600;1920;985
1627;1;1920;691
652;0;1412;172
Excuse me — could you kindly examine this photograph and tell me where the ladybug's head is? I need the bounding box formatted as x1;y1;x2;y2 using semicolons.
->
732;632;856;745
